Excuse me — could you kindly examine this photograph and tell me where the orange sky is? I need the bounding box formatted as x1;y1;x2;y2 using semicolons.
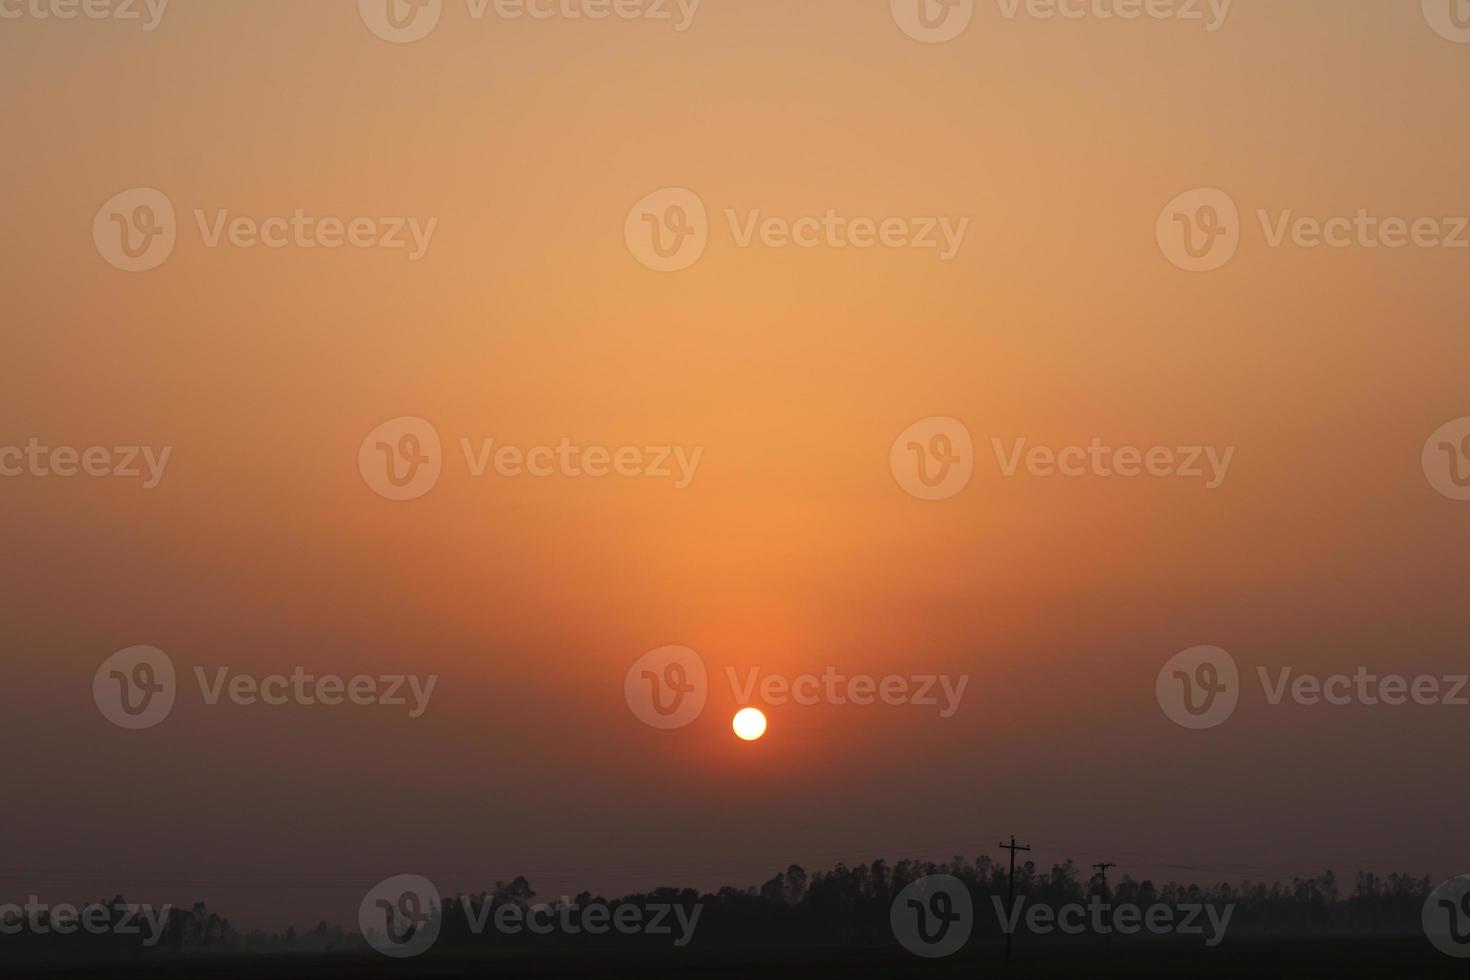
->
2;0;1468;929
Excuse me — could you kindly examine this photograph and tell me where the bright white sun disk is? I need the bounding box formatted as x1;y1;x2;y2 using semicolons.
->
733;707;767;741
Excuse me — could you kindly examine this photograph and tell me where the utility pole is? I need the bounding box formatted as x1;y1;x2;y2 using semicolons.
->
998;836;1031;963
1092;862;1117;951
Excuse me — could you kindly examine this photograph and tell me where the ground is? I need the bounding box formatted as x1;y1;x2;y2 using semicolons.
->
7;936;1458;979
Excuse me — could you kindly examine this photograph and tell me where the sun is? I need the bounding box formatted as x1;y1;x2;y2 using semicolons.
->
732;707;767;741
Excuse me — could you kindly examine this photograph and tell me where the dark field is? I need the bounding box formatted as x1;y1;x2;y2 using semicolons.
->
8;938;1460;980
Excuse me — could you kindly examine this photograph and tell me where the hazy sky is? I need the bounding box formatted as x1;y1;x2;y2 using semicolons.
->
3;0;1468;930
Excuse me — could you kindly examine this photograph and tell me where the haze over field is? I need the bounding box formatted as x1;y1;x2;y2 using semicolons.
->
1;0;1467;934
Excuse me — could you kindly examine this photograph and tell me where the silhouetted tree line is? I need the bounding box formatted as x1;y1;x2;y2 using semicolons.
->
0;858;1436;960
633;858;1433;947
0;899;232;959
